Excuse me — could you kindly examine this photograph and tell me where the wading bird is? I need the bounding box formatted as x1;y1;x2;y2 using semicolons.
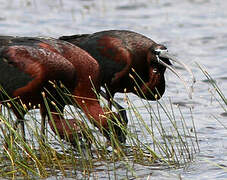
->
0;37;126;145
60;30;195;108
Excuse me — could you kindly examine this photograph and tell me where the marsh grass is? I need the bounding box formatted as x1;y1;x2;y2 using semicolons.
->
198;63;227;129
198;63;227;173
198;63;227;112
0;77;198;179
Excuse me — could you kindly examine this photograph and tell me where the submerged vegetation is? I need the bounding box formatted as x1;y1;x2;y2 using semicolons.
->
0;74;200;179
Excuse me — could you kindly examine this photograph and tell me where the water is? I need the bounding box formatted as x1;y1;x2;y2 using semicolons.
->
0;0;227;179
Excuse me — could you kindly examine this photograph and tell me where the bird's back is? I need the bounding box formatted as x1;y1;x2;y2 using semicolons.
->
0;37;77;99
59;30;155;85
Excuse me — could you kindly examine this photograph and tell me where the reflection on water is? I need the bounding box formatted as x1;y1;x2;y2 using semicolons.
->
0;0;227;179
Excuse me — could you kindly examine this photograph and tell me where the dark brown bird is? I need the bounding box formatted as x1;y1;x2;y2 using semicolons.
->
59;30;195;107
0;36;126;145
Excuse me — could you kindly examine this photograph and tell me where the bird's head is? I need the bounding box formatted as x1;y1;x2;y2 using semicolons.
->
135;43;195;100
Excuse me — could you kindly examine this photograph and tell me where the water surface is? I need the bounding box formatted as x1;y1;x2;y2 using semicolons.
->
0;0;227;179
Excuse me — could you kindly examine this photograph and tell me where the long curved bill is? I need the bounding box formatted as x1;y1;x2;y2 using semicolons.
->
158;50;196;84
155;49;195;99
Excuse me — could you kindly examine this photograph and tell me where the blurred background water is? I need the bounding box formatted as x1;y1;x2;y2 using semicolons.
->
0;0;227;179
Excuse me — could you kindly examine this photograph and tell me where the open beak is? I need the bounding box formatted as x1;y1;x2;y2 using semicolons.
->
155;49;196;99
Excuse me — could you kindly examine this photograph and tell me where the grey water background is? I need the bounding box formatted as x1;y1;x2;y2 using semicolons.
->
0;0;227;179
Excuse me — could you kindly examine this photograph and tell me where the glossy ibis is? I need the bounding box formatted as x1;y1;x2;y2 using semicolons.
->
59;30;195;107
0;36;126;145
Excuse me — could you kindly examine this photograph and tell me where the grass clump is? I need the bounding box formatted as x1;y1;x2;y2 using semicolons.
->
0;78;199;179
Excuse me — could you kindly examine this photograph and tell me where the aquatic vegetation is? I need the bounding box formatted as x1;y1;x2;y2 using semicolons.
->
198;63;227;112
0;77;198;179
